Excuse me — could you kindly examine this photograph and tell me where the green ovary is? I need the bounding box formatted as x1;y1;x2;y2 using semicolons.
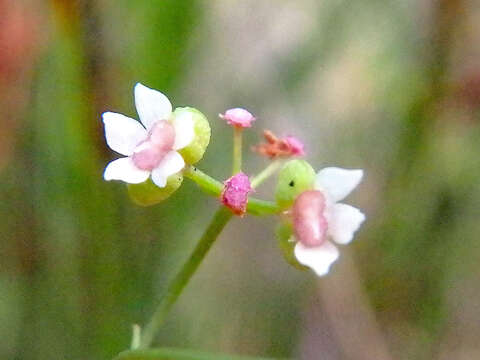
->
276;222;308;271
175;107;211;165
127;174;183;206
275;159;316;209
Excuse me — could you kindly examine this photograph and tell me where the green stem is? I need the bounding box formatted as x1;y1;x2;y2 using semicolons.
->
131;324;141;350
115;348;286;360
183;166;282;216
246;198;282;216
183;166;223;196
232;127;243;174
250;160;283;189
139;207;233;348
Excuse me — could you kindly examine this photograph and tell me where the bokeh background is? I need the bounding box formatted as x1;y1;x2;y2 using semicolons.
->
1;0;480;359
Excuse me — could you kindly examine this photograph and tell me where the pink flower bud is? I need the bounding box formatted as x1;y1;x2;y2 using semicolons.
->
253;130;306;158
284;136;305;157
220;108;256;128
221;172;252;215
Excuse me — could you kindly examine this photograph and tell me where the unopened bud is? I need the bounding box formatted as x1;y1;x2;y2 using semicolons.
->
221;172;252;215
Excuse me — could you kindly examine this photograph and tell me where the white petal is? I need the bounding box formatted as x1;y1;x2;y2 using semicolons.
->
103;157;150;184
328;203;365;244
151;151;185;187
102;112;147;156
294;241;339;277
315;167;363;202
172;111;195;150
134;83;172;130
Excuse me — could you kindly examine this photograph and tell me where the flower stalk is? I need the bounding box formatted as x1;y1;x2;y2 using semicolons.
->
131;324;141;350
139;206;233;348
183;166;282;216
232;127;243;174
251;160;283;189
138;165;283;349
115;347;284;360
183;166;223;196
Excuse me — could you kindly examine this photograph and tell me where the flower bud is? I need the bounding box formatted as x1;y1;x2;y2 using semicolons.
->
284;136;305;156
174;107;211;165
275;160;315;209
127;173;183;206
253;130;305;159
221;172;252;215
220;108;255;128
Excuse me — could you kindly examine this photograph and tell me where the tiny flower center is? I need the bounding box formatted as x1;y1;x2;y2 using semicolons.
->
132;120;175;171
292;190;328;247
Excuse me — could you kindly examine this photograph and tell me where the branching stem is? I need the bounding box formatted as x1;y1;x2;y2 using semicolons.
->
251;160;283;189
138;164;284;347
139;207;233;348
183;166;282;216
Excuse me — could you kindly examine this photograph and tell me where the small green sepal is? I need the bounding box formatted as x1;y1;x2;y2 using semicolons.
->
127;174;183;206
276;222;308;271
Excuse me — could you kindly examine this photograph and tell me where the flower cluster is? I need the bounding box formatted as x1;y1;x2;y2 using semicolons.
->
101;83;365;277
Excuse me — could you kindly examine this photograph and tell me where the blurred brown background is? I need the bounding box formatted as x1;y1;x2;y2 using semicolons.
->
1;0;480;359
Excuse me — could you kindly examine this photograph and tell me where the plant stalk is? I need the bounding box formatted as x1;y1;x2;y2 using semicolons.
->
232;127;243;174
183;166;282;216
139;207;233;348
115;347;286;360
251;160;283;189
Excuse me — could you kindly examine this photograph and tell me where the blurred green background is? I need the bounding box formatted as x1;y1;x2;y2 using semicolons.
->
1;0;480;359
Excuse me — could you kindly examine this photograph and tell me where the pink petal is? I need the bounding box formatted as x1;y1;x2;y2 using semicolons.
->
151;151;185;188
134;83;172;130
102;112;147;156
328;203;365;244
294;241;339;276
284;136;305;156
315;167;363;202
103;157;150;184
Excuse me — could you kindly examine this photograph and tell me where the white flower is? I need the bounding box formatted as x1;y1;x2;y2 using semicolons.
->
292;167;365;276
102;83;194;187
